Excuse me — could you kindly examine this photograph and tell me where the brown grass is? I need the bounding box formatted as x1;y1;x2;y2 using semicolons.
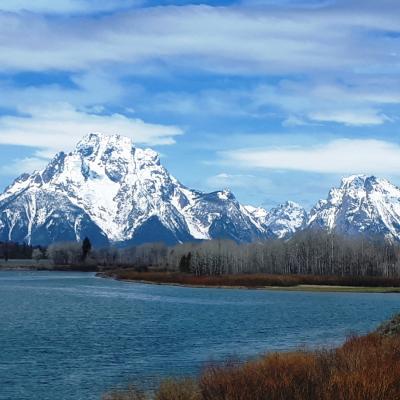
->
199;334;400;400
101;270;400;289
155;379;200;400
104;330;400;400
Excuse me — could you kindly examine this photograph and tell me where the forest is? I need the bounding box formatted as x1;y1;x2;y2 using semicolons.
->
0;241;44;260
45;230;400;278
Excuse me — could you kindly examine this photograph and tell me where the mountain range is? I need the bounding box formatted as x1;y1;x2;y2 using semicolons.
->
1;133;400;246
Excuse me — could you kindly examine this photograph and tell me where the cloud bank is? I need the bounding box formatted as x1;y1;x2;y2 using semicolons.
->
0;0;142;15
0;3;399;73
0;103;183;152
221;139;400;175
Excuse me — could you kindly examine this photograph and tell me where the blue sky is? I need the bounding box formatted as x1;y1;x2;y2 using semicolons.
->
1;0;400;209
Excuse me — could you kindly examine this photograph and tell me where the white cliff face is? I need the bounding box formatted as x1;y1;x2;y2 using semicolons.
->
0;133;276;245
308;175;400;240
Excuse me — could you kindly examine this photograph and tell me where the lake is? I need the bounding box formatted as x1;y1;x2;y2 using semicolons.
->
1;271;399;400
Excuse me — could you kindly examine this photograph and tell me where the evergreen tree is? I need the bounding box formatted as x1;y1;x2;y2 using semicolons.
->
179;252;191;273
82;237;92;262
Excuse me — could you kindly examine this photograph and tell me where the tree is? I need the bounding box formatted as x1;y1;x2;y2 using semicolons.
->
82;237;92;262
179;252;192;273
47;242;82;265
32;248;43;263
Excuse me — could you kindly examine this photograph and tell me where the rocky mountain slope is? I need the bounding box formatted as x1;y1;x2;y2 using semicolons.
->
244;201;307;239
1;134;399;246
0;133;304;246
308;175;400;241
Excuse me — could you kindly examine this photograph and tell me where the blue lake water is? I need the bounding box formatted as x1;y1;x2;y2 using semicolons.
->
1;271;400;400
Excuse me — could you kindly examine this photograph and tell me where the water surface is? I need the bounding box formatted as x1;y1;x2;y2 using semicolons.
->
1;271;399;400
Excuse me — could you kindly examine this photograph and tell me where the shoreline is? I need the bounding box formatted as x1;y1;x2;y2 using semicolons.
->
3;267;399;293
98;272;400;293
0;264;98;272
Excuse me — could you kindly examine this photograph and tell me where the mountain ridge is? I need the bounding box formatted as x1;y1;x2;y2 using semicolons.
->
1;134;399;246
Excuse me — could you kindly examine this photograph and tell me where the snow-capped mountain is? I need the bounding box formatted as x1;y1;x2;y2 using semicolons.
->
0;133;276;246
308;175;400;240
244;201;307;239
3;134;397;247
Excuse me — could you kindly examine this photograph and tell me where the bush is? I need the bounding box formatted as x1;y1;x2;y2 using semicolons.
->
155;379;200;400
198;334;400;400
103;318;400;400
377;313;400;336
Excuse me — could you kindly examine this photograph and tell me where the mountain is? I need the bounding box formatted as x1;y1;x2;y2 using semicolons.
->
3;134;397;247
244;201;307;239
0;133;289;246
308;175;400;241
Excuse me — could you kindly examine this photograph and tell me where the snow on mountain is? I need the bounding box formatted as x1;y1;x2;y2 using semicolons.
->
308;175;400;240
244;201;307;239
4;134;396;247
0;133;280;246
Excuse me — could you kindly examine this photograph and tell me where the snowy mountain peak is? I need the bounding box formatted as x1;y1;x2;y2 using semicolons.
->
265;201;307;239
0;133;282;246
244;201;307;239
4;133;399;247
309;175;400;240
216;189;235;201
339;174;382;190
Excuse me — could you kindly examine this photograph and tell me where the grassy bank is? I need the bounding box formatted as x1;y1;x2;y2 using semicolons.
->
99;270;400;293
103;315;400;400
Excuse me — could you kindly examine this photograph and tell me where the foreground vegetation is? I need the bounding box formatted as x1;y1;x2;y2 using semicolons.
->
103;315;400;400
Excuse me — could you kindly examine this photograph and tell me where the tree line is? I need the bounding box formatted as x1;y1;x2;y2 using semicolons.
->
0;241;45;261
89;230;400;277
0;238;91;264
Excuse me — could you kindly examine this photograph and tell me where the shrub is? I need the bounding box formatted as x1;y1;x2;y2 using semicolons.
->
155;378;200;400
103;315;400;400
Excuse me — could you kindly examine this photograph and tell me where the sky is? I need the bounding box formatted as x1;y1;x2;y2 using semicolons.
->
0;0;400;210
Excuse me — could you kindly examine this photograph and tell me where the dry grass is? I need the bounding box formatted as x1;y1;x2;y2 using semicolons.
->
104;329;400;400
199;334;400;400
102;270;400;289
155;379;200;400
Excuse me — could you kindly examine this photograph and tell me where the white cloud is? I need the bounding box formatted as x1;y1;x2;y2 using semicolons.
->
0;0;142;14
207;173;256;188
0;2;399;73
0;70;132;110
308;110;391;126
250;81;399;126
0;157;48;176
0;2;398;128
139;78;400;126
221;139;400;175
0;103;183;154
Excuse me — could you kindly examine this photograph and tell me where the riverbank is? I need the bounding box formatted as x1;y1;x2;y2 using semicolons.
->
104;314;400;400
99;270;400;293
0;259;98;272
